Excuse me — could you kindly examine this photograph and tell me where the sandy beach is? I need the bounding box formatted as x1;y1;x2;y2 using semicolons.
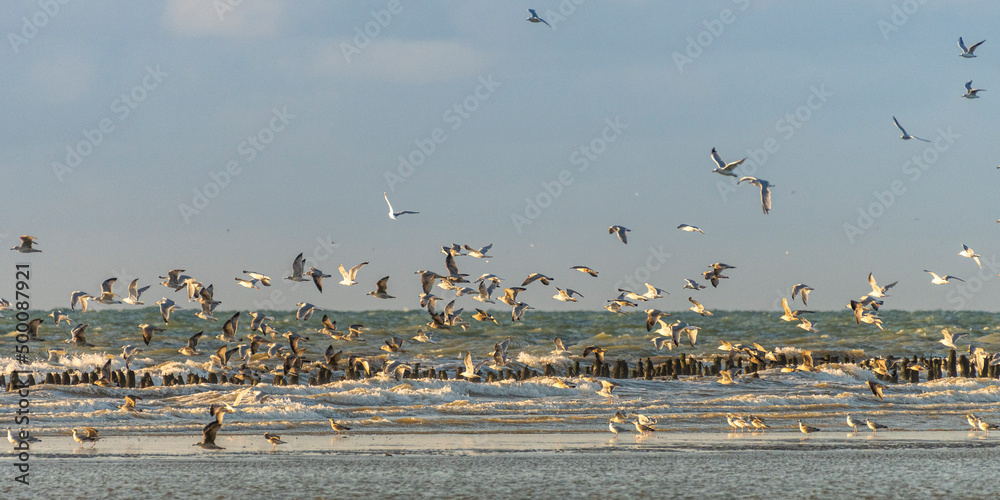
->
9;430;1000;499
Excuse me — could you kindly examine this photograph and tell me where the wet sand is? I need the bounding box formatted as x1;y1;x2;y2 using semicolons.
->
9;430;1000;499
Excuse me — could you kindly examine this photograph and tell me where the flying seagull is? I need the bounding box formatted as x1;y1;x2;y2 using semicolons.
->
10;235;41;253
963;80;985;99
526;8;550;27
608;225;630;244
384;192;418;219
737;176;773;214
892;116;930;142
677;224;704;234
367;276;395;299
338;261;368;286
924;270;964;285
959;37;985;58
710;147;746;177
959;244;982;268
791;284;813;306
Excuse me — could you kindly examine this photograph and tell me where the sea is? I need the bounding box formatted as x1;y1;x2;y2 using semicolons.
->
3;309;1000;498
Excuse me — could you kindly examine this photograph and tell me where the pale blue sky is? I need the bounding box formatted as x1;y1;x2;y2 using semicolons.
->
3;1;1000;313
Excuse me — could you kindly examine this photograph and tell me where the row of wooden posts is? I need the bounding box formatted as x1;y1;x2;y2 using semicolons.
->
4;350;996;391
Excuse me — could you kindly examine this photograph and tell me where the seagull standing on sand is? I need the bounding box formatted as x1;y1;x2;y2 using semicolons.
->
526;8;550;27
329;419;351;436
384;192;418;219
865;418;888;436
710;147;746;177
846;415;860;433
737;176;773;214
264;433;286;451
72;427;100;448
892;116;931;142
797;420;820;438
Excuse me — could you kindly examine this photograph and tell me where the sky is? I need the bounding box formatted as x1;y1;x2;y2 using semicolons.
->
3;0;1000;314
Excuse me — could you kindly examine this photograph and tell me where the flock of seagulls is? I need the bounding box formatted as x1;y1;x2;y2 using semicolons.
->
5;22;1000;451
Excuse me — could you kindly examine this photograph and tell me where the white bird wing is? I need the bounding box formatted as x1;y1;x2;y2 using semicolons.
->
959;37;968;52
892;116;906;135
711;148;726;169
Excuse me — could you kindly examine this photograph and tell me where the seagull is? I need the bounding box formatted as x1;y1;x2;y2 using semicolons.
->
178;331;204;356
963;80;985;99
234;277;260;290
194;420;224;450
780;297;814;322
138;323;164;345
521;273;554;287
118;394;143;412
551;337;571;355
367;276;395;299
892;116;931;142
264;432;286;451
243;271;271;286
925;270;964;285
22;318;44;341
867;380;886;401
384;192;418;219
583;346;608;364
608;225;630;244
867;273;897;298
608;417;629;438
121;344;143;368
459;351;480;381
7;427;40;445
158;269;190;291
571;266;599;277
121;279;150;305
156;297;179;324
865;418;888;435
791;284;813;306
526;8;550;27
472;308;498;325
797;420;820;439
641;283;668;300
939;329;967;350
72;427;101;448
329;419;351;436
633;419;655;436
688;297;712;316
977;417;998;436
737;176;773;214
464;244;493;259
710;147;746;177
552;287;583;302
959;245;982;268
677;224;704;234
219;312;240;341
10;235;41;253
596;380;619;401
285;252;309;282
959;37;985;58
338;261;369;286
93;278;121;304
846;415;860;433
295;302;320;321
644;309;669;331
66;323;93;347
411;329;436;343
683;279;707;291
308;267;331;292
